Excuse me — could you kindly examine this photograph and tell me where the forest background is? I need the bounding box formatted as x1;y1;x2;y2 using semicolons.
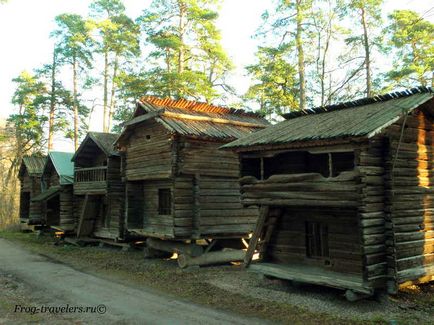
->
0;0;433;226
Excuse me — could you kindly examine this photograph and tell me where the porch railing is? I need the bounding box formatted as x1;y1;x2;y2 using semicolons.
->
75;166;107;183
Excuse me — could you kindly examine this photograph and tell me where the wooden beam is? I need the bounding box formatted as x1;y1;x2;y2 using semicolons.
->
162;111;266;128
244;205;269;267
76;194;89;238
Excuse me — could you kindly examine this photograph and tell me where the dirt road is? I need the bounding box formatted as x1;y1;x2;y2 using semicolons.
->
0;238;265;325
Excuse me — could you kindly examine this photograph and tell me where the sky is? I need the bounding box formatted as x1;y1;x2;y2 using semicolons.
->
0;0;432;150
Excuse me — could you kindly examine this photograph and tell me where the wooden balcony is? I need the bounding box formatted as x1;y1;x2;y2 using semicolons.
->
74;166;107;195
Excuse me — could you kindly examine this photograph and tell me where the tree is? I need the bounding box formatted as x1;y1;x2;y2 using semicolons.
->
7;72;47;182
52;13;93;149
247;0;313;112
244;45;298;119
137;0;233;101
89;0;141;131
347;0;384;97
385;10;434;88
35;47;75;150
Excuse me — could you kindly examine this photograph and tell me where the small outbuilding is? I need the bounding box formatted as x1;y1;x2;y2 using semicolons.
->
32;151;74;232
223;87;434;299
72;132;124;240
115;96;269;265
18;155;47;226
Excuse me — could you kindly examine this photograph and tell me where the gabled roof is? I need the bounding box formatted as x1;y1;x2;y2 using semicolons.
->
72;132;119;162
116;96;269;144
43;151;74;185
223;87;434;151
19;155;47;177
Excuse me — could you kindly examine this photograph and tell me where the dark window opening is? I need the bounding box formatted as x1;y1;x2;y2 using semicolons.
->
331;152;354;176
245;150;355;180
158;189;172;215
306;153;329;177
241;158;261;179
264;152;307;178
305;221;329;258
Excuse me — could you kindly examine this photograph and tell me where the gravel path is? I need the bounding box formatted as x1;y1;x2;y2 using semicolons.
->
206;267;434;324
0;238;266;325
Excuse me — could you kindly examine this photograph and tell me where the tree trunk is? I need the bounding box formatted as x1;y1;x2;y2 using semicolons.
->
108;55;119;132
361;7;372;97
296;0;306;110
177;0;186;74
72;55;79;150
103;49;109;132
48;49;57;151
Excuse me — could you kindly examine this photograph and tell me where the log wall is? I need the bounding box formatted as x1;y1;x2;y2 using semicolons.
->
178;139;239;178
173;175;258;239
385;110;434;285
125;121;173;180
266;207;363;275
19;172;43;223
355;139;388;287
141;180;175;238
59;185;74;231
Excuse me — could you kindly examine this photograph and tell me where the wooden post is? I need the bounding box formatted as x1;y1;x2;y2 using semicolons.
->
244;205;269;267
192;174;201;239
77;194;89;238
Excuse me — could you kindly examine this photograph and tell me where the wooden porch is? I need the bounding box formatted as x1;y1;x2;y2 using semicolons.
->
74;166;107;194
249;262;372;295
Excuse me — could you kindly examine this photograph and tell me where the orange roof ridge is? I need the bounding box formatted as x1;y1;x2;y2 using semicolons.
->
140;96;260;117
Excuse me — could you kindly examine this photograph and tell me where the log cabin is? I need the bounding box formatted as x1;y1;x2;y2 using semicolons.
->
222;87;434;299
18;155;47;227
31;151;74;232
115;96;269;263
72;132;124;240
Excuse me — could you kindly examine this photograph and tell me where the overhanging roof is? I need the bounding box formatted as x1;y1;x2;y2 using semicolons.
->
43;151;74;185
19;155;47;177
222;87;434;151
31;186;61;202
116;96;269;145
72;132;119;162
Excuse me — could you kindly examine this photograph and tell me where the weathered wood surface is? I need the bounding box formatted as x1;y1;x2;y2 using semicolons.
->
125;121;173;181
249;263;372;295
385;111;434;286
240;171;361;208
146;238;203;257
178;249;245;268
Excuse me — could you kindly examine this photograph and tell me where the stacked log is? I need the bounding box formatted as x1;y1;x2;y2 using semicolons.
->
59;185;75;232
385;112;434;290
240;171;360;208
356;139;388;288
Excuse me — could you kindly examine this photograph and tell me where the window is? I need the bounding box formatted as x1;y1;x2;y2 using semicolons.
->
158;189;172;215
241;157;262;179
305;221;329;258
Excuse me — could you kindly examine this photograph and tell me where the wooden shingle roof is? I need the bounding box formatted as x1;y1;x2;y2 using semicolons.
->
117;97;269;143
72;132;119;162
223;87;434;151
19;155;47;177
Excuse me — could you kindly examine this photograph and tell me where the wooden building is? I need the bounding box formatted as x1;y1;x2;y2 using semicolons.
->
223;87;434;299
32;151;75;232
18;155;47;226
115;96;268;262
72;132;124;240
